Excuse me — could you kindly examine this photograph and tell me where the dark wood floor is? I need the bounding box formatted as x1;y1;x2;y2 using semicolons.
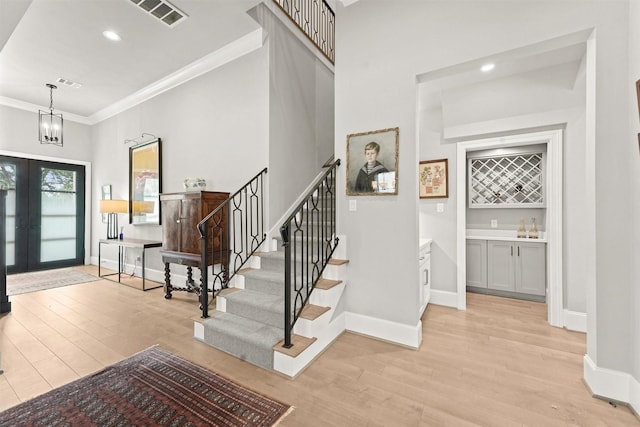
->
0;266;637;425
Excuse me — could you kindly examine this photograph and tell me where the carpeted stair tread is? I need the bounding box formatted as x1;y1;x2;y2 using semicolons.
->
225;289;285;327
202;312;283;370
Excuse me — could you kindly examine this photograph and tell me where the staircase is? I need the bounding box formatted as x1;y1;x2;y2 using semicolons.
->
194;237;347;376
193;160;346;377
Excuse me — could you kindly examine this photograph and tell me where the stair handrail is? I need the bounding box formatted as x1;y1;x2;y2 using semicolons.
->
197;168;267;318
280;159;340;348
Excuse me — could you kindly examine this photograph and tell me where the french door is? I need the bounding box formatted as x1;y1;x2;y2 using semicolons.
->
0;155;85;273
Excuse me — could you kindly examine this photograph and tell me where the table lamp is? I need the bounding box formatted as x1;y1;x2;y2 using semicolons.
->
99;200;128;239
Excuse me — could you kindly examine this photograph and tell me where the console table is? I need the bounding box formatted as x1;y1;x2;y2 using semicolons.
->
98;238;162;291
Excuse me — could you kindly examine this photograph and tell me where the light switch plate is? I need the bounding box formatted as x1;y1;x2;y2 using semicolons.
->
349;199;357;211
436;203;444;213
491;219;498;228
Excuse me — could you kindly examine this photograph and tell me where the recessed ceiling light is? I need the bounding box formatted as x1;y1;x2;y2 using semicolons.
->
103;30;121;41
481;63;495;72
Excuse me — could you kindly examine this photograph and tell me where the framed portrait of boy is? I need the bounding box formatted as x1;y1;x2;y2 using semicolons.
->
346;127;399;196
419;158;448;199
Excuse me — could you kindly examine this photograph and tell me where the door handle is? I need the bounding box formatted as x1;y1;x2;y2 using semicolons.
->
517;246;520;256
510;246;513;256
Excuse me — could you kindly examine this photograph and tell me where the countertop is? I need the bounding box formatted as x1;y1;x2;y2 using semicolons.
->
466;229;547;243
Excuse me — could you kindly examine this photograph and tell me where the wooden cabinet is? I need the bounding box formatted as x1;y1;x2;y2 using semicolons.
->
159;191;229;298
160;191;229;256
466;240;487;289
487;240;546;296
467;238;546;300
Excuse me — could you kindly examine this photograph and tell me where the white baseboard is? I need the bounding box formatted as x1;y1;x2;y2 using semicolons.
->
631;372;640;416
429;289;458;308
345;312;422;348
584;354;640;414
563;309;587;333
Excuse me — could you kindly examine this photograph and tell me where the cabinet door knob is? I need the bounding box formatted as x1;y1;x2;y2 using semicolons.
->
511;246;513;256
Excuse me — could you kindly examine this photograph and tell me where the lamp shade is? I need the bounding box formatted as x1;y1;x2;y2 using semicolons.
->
99;199;128;214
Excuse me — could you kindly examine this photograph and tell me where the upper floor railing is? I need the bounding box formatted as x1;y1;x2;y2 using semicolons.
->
272;0;335;64
197;168;267;318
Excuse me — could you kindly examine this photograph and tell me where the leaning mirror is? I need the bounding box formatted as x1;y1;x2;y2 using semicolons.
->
129;138;162;225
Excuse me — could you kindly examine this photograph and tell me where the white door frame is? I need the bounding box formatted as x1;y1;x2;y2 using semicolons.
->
455;129;564;327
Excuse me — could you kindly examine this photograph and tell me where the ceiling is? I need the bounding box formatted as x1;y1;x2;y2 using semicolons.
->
0;0;262;122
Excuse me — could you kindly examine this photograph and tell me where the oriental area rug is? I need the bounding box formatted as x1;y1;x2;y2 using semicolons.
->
6;267;100;296
0;346;293;427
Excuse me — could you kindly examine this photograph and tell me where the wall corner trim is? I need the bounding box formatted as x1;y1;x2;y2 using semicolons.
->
563;309;587;333
429;290;459;308
583;354;637;409
345;312;422;348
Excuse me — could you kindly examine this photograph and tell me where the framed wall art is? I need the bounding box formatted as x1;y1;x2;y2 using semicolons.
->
419;158;448;199
636;79;640;121
129;138;162;225
346;127;399;196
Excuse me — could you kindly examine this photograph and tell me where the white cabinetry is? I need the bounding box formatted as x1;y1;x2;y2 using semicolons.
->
466;240;487;288
419;239;432;316
466;234;546;301
487;241;546;296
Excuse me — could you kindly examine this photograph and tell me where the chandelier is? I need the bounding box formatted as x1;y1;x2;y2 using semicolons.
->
38;83;63;146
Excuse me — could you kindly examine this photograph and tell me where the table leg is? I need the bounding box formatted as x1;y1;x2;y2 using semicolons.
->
118;246;122;282
164;262;172;299
141;248;146;291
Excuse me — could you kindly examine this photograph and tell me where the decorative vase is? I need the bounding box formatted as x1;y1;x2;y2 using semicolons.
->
183;177;206;192
528;217;539;239
517;218;527;238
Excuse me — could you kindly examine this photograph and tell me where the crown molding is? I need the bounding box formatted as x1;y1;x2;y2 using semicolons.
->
0;96;92;125
89;28;264;124
0;28;264;126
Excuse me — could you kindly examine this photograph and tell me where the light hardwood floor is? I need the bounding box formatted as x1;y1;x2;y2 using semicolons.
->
0;266;638;426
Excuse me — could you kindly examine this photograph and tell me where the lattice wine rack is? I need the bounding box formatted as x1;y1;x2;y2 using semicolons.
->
468;153;545;208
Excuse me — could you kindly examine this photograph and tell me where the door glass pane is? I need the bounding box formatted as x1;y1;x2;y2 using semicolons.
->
40;167;77;262
0;163;16;266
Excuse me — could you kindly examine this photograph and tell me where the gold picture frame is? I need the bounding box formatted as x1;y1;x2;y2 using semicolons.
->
636;79;640;121
346;127;399;196
129;138;162;225
419;158;449;199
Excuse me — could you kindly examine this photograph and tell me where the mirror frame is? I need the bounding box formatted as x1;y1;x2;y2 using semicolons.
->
129;138;162;225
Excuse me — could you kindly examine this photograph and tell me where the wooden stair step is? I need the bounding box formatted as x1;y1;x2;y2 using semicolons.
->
315;278;342;290
218;288;241;297
328;258;349;265
273;334;317;357
237;267;255;275
300;304;330;320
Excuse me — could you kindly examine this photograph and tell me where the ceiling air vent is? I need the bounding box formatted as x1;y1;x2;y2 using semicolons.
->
56;78;82;89
128;0;188;27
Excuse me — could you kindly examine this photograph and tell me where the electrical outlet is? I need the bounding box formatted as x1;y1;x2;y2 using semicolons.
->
491;219;498;228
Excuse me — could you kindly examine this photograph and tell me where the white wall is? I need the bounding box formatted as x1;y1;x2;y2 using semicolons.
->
255;4;336;226
90;46;269;272
336;0;633;384
0;105;92;161
628;0;640;397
